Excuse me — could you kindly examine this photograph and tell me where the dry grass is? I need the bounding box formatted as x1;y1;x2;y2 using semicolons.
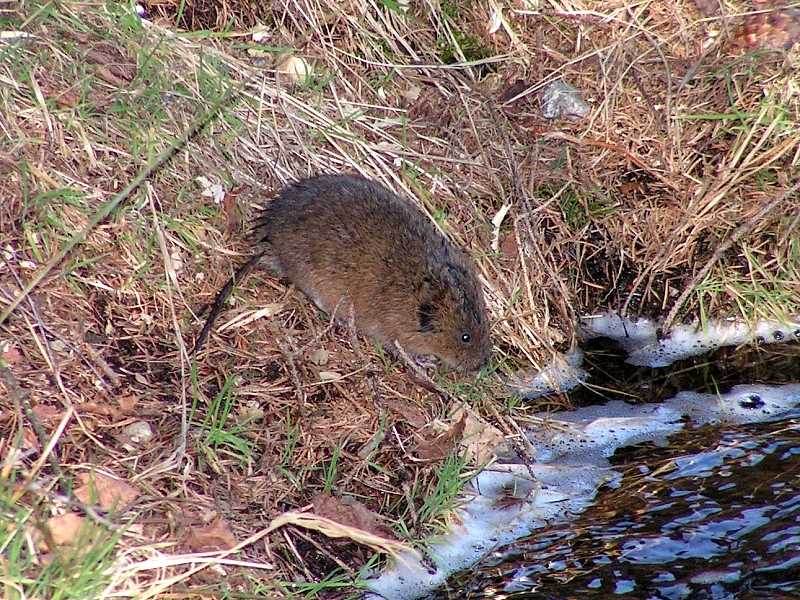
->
1;0;799;597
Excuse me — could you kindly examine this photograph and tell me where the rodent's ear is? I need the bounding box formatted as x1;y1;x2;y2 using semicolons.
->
417;302;435;333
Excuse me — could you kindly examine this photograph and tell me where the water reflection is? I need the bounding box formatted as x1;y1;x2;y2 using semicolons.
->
450;422;800;599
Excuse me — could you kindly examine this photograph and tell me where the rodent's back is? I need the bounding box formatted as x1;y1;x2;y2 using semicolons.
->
253;174;490;371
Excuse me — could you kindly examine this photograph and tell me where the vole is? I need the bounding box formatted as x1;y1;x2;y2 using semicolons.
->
193;174;491;372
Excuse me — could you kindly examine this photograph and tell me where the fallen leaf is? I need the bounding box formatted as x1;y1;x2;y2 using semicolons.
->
1;343;22;365
21;427;39;451
237;400;264;423
691;0;720;16
80;401;119;418
74;471;140;511
183;516;237;552
31;404;62;424
388;398;428;429
85;47;137;84
0;31;33;43
40;513;86;549
499;231;518;259
222;187;242;233
196;175;225;204
312;494;395;540
487;4;503;35
450;406;505;466
94;65;130;87
413;412;467;462
619;180;646;197
491;203;512;252
218;303;284;332
117;395;137;415
252;24;270;43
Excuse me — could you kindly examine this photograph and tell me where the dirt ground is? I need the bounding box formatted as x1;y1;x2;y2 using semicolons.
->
1;0;799;597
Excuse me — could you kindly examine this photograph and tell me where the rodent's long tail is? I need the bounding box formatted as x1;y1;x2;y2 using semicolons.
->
192;253;263;357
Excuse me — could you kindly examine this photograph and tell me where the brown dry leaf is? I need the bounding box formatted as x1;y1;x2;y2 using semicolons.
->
31;404;62;424
74;471;140;510
412;411;467;462
117;394;138;415
40;512;86;550
183;515;238;552
54;89;79;108
80;395;137;420
79;401;119;418
21;427;39;451
450;406;505;466
222;187;243;233
388;397;428;429
312;493;396;540
85;47;137;84
619;180;646;197
499;231;519;260
1;343;22;365
94;65;129;88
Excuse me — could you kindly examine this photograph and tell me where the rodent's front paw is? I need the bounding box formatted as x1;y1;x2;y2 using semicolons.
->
413;354;438;371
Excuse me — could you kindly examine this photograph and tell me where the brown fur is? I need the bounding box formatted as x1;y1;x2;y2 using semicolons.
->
195;174;491;372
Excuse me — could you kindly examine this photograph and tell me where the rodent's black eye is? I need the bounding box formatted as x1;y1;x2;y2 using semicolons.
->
461;333;471;344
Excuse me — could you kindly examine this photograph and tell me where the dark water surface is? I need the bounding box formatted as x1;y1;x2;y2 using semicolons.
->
439;344;800;599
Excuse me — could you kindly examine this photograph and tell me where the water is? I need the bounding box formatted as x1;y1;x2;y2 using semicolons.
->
445;420;800;598
437;343;800;599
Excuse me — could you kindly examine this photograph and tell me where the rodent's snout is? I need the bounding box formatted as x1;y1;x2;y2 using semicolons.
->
472;348;492;372
457;342;492;373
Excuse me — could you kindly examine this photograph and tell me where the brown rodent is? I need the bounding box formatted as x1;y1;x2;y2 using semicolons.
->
194;174;491;372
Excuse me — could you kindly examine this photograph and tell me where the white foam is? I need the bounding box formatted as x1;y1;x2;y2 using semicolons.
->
505;349;588;399
364;383;800;599
580;312;800;367
666;383;800;425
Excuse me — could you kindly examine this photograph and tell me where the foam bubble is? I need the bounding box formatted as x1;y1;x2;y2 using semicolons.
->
580;312;800;368
505;349;588;399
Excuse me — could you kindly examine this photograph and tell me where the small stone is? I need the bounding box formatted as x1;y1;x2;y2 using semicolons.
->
276;54;313;84
238;400;264;422
50;340;67;352
308;348;330;366
122;421;153;444
540;79;590;120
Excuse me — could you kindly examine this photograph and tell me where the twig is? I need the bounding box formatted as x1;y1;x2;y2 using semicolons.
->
662;179;800;332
